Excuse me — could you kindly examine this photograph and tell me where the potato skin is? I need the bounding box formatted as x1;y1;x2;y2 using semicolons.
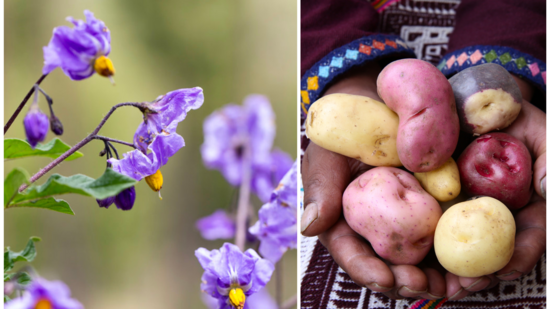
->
377;59;459;173
457;132;532;210
414;157;461;202
343;167;442;265
434;197;515;277
449;63;522;135
306;93;402;167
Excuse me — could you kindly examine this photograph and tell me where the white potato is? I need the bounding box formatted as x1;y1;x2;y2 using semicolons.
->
306;93;401;167
434;197;515;277
414;157;461;202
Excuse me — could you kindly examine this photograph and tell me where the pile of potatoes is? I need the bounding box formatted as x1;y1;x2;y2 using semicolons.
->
306;60;532;278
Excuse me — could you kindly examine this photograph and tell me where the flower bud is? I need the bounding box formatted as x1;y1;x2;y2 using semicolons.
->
50;115;64;135
23;105;49;148
228;288;245;309
145;170;163;200
96;196;115;208
93;55;115;77
114;186;136;211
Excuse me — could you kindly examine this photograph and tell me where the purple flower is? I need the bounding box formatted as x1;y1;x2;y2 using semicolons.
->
114;186;136;210
195;243;274;309
202;95;293;202
109;88;204;182
249;161;298;263
196;210;236;240
5;278;83;309
270;161;298;208
202;287;277;309
43;10;114;80
251;149;294;202
23;104;49;149
96;196;115;208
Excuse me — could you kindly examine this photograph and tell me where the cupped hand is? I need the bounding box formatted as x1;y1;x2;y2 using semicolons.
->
446;92;546;300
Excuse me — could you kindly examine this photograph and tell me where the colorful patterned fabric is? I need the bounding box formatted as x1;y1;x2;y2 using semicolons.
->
300;34;416;117
438;45;547;92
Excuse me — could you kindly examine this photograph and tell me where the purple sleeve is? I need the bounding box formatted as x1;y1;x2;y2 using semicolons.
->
300;0;416;117
439;0;546;95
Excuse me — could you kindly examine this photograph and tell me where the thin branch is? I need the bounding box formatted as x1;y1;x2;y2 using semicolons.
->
4;74;48;134
280;294;297;309
92;135;136;149
235;142;251;251
18;102;145;192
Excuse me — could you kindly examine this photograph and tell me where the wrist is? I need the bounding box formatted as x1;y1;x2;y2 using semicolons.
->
324;63;383;101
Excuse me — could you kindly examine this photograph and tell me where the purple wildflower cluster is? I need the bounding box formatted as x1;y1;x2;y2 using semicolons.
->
201;95;293;202
195;243;274;309
5;278;82;309
249;161;298;263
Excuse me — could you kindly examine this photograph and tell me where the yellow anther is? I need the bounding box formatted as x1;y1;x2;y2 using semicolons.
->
228;288;245;309
145;170;163;200
93;55;115;78
34;298;52;309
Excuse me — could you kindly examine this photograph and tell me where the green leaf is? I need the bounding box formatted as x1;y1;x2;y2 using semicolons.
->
4;272;15;282
4;237;40;273
4;295;10;303
8;197;74;215
16;272;32;286
4;138;83;161
12;168;136;204
4;168;30;207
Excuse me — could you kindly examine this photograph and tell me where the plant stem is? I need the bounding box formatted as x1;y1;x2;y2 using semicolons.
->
235;142;251;251
18;102;145;192
92;135;136;149
280;294;297;309
4;74;48;134
276;260;283;306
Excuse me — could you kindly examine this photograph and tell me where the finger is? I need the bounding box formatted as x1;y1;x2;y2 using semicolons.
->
446;272;470;300
497;201;546;280
302;142;351;236
502;100;546;198
419;268;446;299
319;218;395;291
383;265;428;299
458;275;491;292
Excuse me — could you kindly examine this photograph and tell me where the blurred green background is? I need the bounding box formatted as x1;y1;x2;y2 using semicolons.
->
4;0;297;308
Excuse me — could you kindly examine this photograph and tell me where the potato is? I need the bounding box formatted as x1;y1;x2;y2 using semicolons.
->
434;197;515;277
457;132;532;210
305;93;402;167
343;167;441;265
377;59;459;173
449;63;522;135
414;157;461;202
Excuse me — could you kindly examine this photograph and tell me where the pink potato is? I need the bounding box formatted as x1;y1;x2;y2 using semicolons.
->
342;167;442;265
457;132;533;210
377;59;460;173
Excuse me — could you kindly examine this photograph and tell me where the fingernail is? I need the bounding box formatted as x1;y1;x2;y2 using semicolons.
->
465;278;484;291
497;270;519;280
541;175;546;200
448;288;464;301
427;292;445;299
366;283;392;292
397;286;426;298
301;203;318;234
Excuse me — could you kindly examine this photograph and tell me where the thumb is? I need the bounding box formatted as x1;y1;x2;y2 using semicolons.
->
301;142;351;236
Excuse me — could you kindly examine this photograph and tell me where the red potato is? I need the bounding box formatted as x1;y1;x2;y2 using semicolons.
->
449;63;522;135
377;59;460;173
342;167;442;265
457;132;532;209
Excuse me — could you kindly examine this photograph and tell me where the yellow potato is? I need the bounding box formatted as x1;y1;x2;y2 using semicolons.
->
434;197;515;277
305;93;401;167
414;158;461;202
